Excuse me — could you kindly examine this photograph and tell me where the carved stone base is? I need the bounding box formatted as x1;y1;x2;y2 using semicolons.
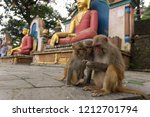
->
32;47;72;65
32;48;130;69
0;55;33;64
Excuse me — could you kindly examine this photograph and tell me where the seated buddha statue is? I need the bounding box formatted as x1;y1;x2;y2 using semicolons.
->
8;25;33;55
49;0;98;47
41;29;51;51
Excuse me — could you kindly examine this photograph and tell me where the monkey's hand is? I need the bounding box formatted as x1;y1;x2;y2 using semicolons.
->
82;60;88;64
86;62;108;71
81;60;89;69
86;61;97;69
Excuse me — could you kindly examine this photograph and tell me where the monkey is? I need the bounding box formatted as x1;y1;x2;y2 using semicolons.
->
70;39;94;86
82;39;94;85
56;41;87;86
83;34;149;99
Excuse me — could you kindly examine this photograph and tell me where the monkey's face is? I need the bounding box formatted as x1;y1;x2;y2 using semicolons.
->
77;48;86;56
85;46;93;55
72;42;86;57
93;35;109;55
83;40;93;55
93;44;104;56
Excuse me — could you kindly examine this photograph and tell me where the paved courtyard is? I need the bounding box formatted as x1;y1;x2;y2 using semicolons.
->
0;64;150;100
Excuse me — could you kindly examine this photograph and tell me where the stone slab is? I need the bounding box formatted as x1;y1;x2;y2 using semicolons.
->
0;64;149;100
15;73;51;79
0;71;10;75
0;89;14;100
11;87;71;100
0;75;20;81
0;87;141;100
62;86;141;100
26;77;64;87
0;80;33;89
126;82;150;94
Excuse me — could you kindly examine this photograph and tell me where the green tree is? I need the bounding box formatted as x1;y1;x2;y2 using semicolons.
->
66;0;77;17
0;0;64;42
142;3;150;20
1;19;25;47
135;0;144;20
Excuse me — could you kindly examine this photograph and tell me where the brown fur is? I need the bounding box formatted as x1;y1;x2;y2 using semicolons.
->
82;39;94;84
56;41;87;86
84;34;149;99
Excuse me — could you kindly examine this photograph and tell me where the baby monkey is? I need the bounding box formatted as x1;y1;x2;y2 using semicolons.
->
57;41;87;86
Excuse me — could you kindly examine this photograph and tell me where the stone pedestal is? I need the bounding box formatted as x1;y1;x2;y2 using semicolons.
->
0;55;33;64
32;47;130;69
32;47;72;65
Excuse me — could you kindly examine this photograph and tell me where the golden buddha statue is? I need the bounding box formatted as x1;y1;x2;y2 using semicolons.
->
8;25;33;55
49;0;98;47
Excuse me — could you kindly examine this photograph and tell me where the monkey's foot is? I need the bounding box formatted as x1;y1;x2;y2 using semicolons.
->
75;79;85;86
92;92;104;97
55;77;65;81
91;89;104;97
91;89;101;93
83;85;95;91
92;90;110;97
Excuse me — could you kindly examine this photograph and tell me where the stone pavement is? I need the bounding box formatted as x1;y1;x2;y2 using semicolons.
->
0;64;150;100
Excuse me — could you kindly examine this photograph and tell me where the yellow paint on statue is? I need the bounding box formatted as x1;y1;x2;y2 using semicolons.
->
50;0;91;47
8;28;30;55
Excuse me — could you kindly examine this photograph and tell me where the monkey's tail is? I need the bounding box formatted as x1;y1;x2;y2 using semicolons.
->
55;67;68;81
116;86;149;99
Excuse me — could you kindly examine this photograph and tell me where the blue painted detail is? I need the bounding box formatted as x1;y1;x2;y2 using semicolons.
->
125;35;131;43
125;6;130;13
91;0;109;36
31;23;38;45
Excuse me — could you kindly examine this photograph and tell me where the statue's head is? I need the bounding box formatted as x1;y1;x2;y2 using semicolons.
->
77;0;91;11
22;24;30;35
42;29;49;35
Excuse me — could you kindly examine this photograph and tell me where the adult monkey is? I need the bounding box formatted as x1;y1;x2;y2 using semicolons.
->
57;41;87;86
84;35;149;99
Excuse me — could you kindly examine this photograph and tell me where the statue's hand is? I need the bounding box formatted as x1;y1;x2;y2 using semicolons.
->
68;33;76;37
51;33;59;44
53;33;59;39
7;50;13;56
